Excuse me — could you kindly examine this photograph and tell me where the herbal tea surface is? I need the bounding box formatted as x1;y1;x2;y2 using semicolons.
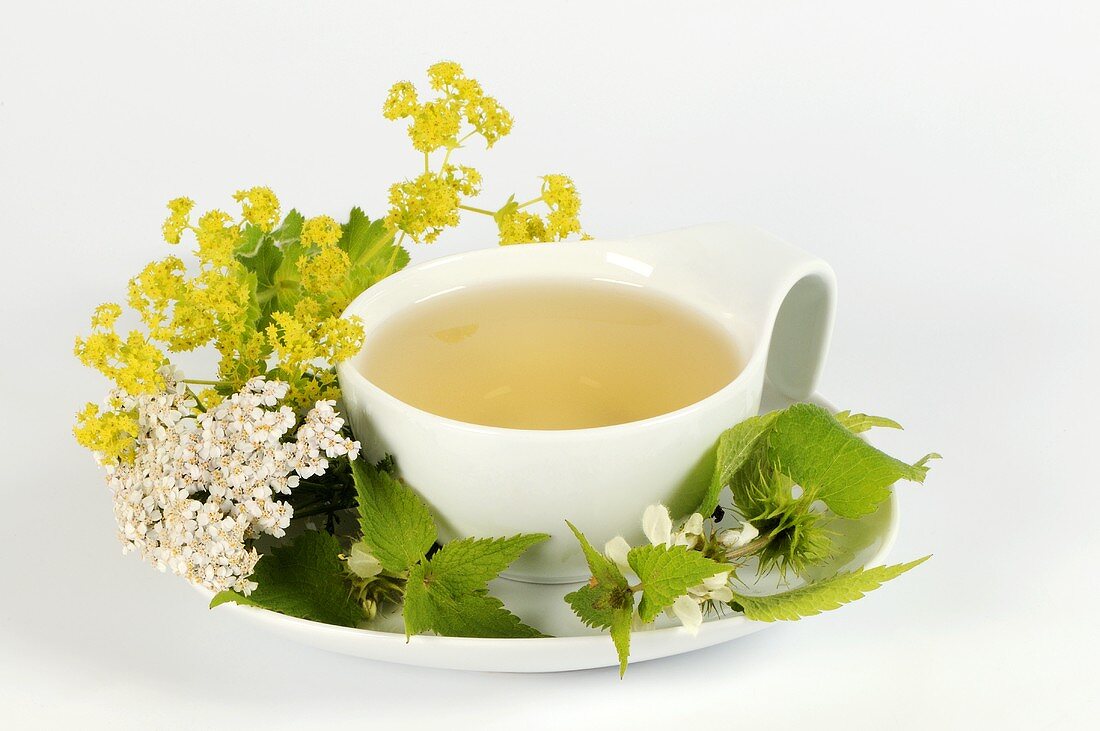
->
358;279;742;429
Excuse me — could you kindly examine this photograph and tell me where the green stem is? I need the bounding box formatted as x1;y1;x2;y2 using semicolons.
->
514;195;544;210
182;378;225;386
724;533;774;562
459;204;497;216
185;386;208;413
292;501;356;520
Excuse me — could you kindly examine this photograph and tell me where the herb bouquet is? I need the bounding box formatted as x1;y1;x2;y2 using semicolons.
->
75;62;937;675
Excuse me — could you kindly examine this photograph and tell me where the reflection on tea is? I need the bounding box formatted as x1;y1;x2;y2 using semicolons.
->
358;279;742;429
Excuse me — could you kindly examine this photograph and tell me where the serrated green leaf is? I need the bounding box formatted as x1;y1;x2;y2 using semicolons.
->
209;531;364;627
270;209;304;245
628;544;729;623
770;404;937;518
426;535;549;596
404;575;544;639
338;207;408;294
269;240;304;312
567;521;630;592
351;459;436;574
234;224;266;257
403;537;547;639
563;521;636;674
834;410;904;433
609;604;632;678
564;583;617;630
237;238;284;327
730;556;929;621
695;412;778;516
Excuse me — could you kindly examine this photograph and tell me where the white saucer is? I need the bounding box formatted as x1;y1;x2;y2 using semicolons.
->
202;386;898;672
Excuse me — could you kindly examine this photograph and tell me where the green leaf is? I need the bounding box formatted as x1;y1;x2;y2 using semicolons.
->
237;238;284;326
609;604;633;678
563;521;635;675
405;571;544;638
351;459;436;574
234;224;266;257
770;404;937;518
834;410;904;433
269;240;304;313
695;412;778;516
627;544;730;623
270;209;304;245
209;531;364;627
425;535;549;596
403;535;548;639
730;556;929;621
338;207;408;294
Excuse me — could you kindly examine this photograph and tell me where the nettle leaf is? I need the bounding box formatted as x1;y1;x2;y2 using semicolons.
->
834;410;903;434
695;411;778;516
426;535;549;595
769;404;938;518
563;522;634;676
627;544;730;623
730;557;929;622
351;459;436;574
209;530;364;627
403;536;548;639
699;404;936;521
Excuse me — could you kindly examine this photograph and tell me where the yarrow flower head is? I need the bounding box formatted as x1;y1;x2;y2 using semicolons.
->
94;371;359;594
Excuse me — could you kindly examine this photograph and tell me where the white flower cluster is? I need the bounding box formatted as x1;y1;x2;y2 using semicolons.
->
102;370;360;594
604;504;758;634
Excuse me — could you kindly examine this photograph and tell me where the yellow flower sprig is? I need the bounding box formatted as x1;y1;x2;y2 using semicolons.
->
74;189;398;461
383;61;587;246
76;60;595;466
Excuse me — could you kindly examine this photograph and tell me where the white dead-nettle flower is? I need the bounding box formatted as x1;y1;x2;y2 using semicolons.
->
605;504;736;635
101;370;360;594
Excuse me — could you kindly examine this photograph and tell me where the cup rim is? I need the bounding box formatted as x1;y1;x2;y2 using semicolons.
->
336;242;769;437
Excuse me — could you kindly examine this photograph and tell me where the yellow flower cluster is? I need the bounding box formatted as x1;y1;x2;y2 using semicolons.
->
233;187;281;232
298;215;352;311
162;197;194;244
74;304;168;395
383;62;586;247
386;171;461;244
76;187;373;462
301;215;343;248
77;61;593;466
497;175;585;245
264;300;364;406
384;61;513;153
73;400;140;464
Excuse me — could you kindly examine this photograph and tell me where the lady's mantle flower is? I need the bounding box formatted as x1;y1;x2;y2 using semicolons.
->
233;186;281;232
162;197;194;244
96;370;359;594
386;171;461;244
605;504;738;635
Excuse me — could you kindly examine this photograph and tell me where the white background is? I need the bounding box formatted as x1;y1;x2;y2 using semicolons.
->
2;1;1098;728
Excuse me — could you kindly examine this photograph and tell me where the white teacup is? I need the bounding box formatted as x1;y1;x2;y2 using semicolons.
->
336;223;835;583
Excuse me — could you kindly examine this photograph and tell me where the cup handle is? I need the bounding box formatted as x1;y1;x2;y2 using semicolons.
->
763;263;836;401
623;222;836;401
